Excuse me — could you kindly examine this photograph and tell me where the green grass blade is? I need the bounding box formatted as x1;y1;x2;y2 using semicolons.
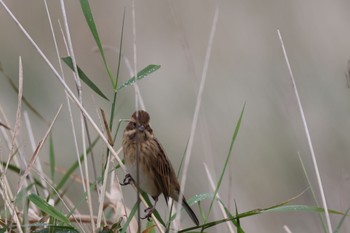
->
298;153;327;230
219;200;239;229
188;193;213;205
79;0;114;87
108;9;126;133
55;137;99;192
49;134;55;181
32;226;79;233
120;202;138;233
1;162;44;190
206;103;245;220
117;64;161;91
62;57;109;100
170;193;212;222
65;181;99;218
179;202;348;233
114;8;125;88
1;66;46;122
140;192;166;226
179;189;346;233
215;199;243;232
28;194;71;225
333;208;350;233
234;201;244;233
263;204;346;215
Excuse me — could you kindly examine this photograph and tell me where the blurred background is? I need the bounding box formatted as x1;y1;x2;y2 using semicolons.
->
1;0;350;232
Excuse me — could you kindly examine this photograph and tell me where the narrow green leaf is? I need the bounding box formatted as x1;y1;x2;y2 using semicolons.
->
141;191;166;226
28;194;70;225
333;208;350;233
170;194;212;222
2;67;46;122
55;137;99;192
62;56;109;100
120;202;138;233
66;181;99;218
206;103;245;219
117;64;161;91
219;200;240;230
263;204;346;215
179;190;347;233
108;8;126;134
33;226;79;233
234;201;244;233
188;193;213;205
114;8;125;88
49;134;55;181
1;162;44;190
79;0;114;87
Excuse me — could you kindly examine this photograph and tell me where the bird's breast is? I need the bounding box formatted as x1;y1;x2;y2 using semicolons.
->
122;139;160;197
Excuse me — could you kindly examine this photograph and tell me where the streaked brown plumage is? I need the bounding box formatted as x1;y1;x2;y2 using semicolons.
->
122;110;199;226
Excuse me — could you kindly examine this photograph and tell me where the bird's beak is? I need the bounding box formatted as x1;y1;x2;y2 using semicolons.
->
138;125;145;132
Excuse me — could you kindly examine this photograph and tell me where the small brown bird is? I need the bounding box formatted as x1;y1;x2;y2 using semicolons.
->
121;110;199;225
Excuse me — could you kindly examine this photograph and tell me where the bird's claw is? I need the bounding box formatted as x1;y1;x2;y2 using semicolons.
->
120;174;133;186
141;207;154;221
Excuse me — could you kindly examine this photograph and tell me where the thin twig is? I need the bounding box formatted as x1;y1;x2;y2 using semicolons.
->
17;105;62;194
0;57;24;233
277;29;332;233
59;1;95;230
176;4;219;229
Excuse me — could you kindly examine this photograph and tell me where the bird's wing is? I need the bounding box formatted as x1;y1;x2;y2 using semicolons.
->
152;137;174;204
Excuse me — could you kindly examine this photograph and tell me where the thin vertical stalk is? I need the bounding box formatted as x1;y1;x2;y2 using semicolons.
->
277;29;332;233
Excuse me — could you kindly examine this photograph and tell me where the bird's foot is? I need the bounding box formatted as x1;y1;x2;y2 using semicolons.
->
141;207;154;221
120;174;133;186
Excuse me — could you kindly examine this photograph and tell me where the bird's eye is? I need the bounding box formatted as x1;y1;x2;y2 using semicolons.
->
131;122;137;128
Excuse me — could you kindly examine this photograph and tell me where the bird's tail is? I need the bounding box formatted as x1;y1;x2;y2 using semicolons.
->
182;197;199;226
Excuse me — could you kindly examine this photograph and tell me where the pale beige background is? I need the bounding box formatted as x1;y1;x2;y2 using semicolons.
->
1;0;350;232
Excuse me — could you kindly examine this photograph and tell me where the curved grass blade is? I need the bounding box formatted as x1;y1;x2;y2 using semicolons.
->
114;8;125;88
215;198;244;232
206;103;245;220
117;64;161;91
234;201;244;233
217;199;241;232
0;162;44;190
0;63;46;122
49;134;55;181
79;0;114;87
55;137;99;192
178;189;341;232
62;56;109;101
141;191;166;227
179;203;348;233
120;202;138;233
170;193;212;223
65;181;99;219
28;194;71;225
263;205;346;215
333;208;350;233
108;9;126;132
33;226;79;233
